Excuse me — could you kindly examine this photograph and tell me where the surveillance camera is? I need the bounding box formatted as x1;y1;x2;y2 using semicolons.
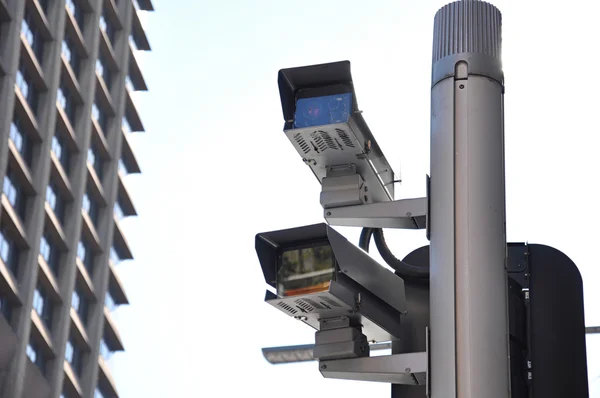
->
277;61;398;208
256;223;406;345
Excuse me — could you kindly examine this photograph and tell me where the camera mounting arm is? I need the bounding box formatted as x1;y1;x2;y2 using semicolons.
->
319;164;429;230
324;197;427;230
319;351;428;385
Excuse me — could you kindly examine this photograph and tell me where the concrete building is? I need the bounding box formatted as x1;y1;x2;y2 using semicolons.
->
0;0;152;397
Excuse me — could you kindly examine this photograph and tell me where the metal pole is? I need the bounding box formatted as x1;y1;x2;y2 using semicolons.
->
430;2;509;398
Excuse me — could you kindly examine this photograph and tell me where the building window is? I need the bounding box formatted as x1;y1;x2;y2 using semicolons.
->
26;343;37;364
39;0;50;14
17;65;39;113
94;387;106;398
104;291;117;311
77;240;93;273
66;0;84;27
114;201;125;220
92;103;109;134
99;110;109;134
99;13;117;44
27;341;47;375
62;40;71;64
21;18;34;47
88;144;103;179
91;103;100;122
15;69;28;99
9;122;23;152
58;85;77;125
99;15;107;32
0;229;19;276
9;120;33;166
46;181;66;222
3;170;27;220
76;240;85;262
40;235;60;275
97;55;113;90
71;289;80;312
118;158;128;176
72;287;89;325
82;192;99;226
110;246;120;265
33;285;53;329
45;183;58;212
51;136;62;160
63;36;81;76
52;133;71;173
122;116;132;134
95;59;104;80
22;10;45;61
129;34;137;51
66;0;75;15
65;338;83;376
65;339;73;363
0;294;13;324
82;193;90;214
87;148;95;169
125;75;134;92
39;235;50;262
99;338;112;360
45;185;56;209
3;174;18;208
56;87;66;109
89;196;99;225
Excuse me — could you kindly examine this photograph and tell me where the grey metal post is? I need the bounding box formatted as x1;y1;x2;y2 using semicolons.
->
429;2;509;398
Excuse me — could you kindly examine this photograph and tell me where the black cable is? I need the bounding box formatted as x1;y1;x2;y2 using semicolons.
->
359;228;374;252
373;228;430;279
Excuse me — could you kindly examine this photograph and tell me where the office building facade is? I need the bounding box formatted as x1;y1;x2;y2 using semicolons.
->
0;0;152;396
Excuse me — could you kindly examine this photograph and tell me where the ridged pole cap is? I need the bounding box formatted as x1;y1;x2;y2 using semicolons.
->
431;1;503;86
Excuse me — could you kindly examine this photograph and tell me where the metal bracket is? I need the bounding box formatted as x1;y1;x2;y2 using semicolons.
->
319;351;427;384
314;317;370;361
320;165;370;209
324;197;427;229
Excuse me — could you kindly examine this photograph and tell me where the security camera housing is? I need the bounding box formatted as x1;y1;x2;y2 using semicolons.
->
277;61;397;206
256;223;406;343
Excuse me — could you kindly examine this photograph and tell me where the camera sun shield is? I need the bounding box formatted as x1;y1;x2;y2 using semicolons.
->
256;223;407;342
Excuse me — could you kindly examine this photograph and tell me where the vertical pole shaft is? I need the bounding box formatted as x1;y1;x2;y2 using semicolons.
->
429;2;509;397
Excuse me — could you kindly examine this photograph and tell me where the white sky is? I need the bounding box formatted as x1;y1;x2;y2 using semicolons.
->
109;1;600;396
